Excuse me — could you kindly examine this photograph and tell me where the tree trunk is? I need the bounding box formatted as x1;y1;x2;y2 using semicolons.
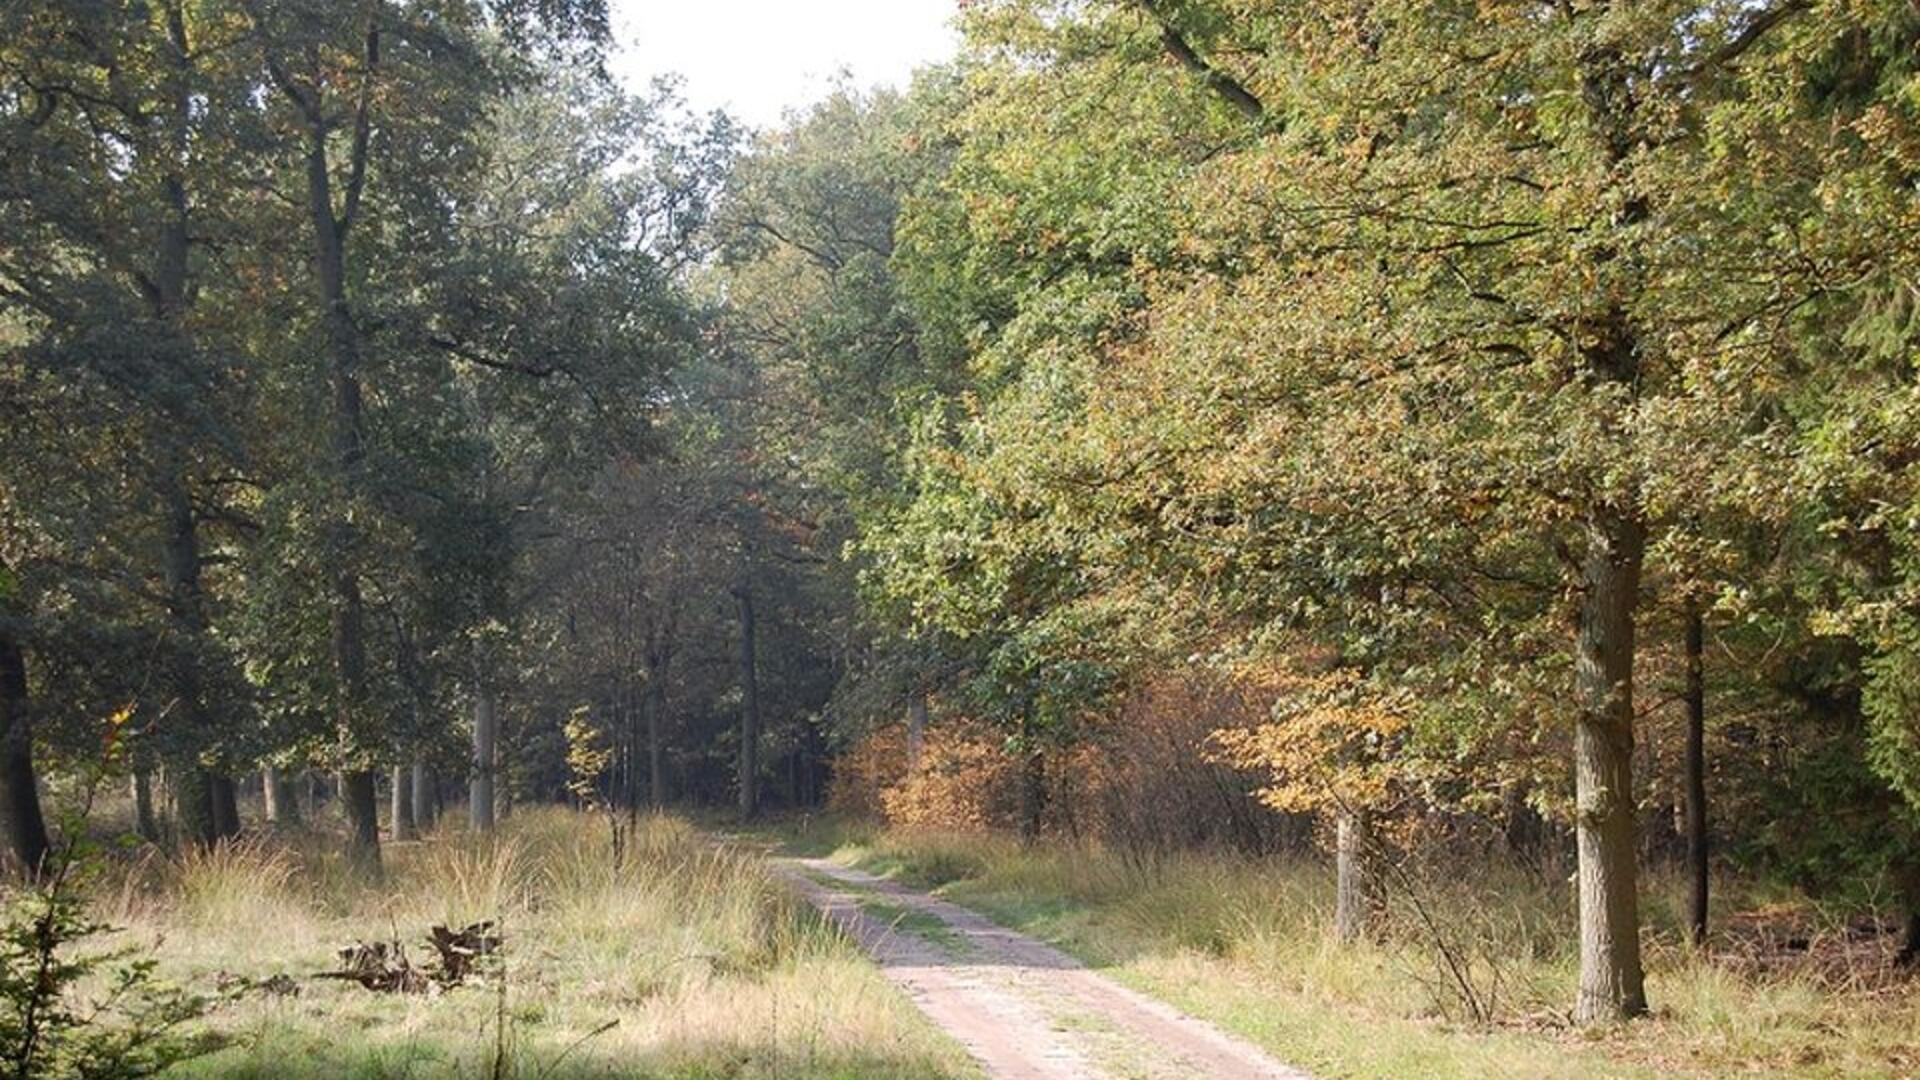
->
209;772;240;838
907;692;928;770
390;764;415;841
1572;507;1649;1024
263;767;297;826
411;761;432;831
471;692;496;833
736;587;760;821
1019;740;1046;844
1335;807;1380;942
647;650;668;809
1684;606;1709;948
132;768;158;841
341;769;380;871
0;628;49;877
171;766;218;848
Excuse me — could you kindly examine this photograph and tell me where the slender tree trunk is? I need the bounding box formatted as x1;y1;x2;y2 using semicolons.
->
1019;723;1045;844
0;627;49;877
471;692;496;833
132;768;158;841
1334;808;1380;942
263;767;297;826
907;692;928;770
735;588;760;821
1572;506;1649;1024
647;672;666;809
391;764;415;841
411;762;432;831
1684;606;1709;948
210;773;240;838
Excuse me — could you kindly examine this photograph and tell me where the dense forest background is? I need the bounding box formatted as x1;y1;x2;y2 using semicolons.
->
8;0;1920;1038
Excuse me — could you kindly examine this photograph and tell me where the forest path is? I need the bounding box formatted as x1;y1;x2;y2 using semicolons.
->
757;847;1315;1080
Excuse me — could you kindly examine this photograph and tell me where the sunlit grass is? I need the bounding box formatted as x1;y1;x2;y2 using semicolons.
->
773;816;1920;1080
100;807;977;1080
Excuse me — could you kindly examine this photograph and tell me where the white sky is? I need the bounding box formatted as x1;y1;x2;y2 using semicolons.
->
608;1;963;131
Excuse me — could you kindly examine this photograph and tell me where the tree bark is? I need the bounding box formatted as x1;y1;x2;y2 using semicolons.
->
1019;734;1046;845
1572;506;1649;1024
341;769;380;871
1334;807;1380;942
647;672;666;809
209;772;240;838
0;627;49;877
263;767;297;826
132;768;158;841
471;692;496;833
390;764;416;841
411;761;432;831
1684;606;1709;948
171;766;218;848
907;692;928;770
735;587;760;821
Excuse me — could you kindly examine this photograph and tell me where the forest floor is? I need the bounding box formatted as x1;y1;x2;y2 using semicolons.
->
751;815;1920;1080
100;808;977;1079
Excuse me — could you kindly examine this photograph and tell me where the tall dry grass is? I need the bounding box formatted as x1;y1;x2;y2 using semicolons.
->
100;807;975;1080
795;817;1920;1080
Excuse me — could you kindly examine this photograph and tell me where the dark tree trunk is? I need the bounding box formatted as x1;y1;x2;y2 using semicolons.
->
0;628;50;877
391;765;415;841
172;766;218;848
1019;737;1045;844
132;768;158;841
342;770;380;871
209;772;240;839
647;674;666;809
735;587;760;821
411;762;432;830
1684;606;1709;948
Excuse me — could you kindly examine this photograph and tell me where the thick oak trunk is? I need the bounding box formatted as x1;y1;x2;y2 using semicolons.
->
1334;808;1381;942
132;768;158;841
1572;508;1649;1024
342;770;380;871
171;766;218;848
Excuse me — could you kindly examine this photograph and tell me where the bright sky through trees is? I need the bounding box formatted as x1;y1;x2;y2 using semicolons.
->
609;0;960;128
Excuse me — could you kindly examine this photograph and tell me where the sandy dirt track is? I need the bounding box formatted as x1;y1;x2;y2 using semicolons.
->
768;853;1316;1080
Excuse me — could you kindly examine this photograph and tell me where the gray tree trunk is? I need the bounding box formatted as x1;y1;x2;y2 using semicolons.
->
735;588;760;821
1572;507;1649;1024
471;693;496;833
262;767;296;826
1334;808;1380;942
391;764;415;841
907;692;928;769
411;762;432;831
209;773;240;838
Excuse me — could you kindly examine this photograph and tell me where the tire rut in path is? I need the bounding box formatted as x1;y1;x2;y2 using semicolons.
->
768;853;1316;1080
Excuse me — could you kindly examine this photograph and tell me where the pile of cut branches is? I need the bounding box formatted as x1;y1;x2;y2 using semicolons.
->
321;921;501;994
